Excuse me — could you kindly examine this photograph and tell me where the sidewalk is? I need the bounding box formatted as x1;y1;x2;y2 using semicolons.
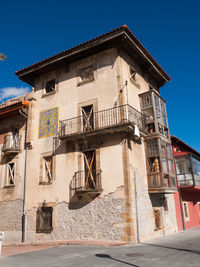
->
2;240;127;257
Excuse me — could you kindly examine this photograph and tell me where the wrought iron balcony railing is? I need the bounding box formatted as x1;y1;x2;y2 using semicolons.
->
70;170;102;194
2;134;21;153
59;104;146;139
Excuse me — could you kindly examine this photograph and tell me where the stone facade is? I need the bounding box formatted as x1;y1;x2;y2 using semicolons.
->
30;188;126;242
0;199;23;231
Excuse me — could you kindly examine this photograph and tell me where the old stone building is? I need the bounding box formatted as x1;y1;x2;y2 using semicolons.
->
1;25;178;244
0;98;29;242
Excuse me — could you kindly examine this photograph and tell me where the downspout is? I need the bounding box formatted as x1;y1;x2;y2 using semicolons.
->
19;108;28;243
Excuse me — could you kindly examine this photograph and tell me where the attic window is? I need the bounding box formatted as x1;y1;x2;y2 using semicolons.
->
130;67;136;82
78;66;94;85
45;80;56;94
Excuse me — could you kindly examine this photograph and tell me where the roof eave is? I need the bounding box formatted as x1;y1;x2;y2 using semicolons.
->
16;26;170;87
171;135;200;159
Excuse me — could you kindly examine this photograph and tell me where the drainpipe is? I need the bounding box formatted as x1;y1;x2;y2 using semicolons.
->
19;108;28;243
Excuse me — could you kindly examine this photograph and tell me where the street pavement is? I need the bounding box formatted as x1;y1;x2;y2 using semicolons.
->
1;227;200;267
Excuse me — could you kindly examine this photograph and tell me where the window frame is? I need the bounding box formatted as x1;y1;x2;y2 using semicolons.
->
36;206;53;234
5;161;16;187
129;66;140;88
39;154;55;185
77;65;94;86
42;79;57;97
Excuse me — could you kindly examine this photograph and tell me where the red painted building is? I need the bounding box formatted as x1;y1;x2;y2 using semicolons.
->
171;136;200;231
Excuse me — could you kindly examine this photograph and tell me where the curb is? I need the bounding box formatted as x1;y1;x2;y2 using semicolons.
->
3;240;128;248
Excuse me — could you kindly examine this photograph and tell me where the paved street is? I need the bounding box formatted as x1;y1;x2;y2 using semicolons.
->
1;228;200;267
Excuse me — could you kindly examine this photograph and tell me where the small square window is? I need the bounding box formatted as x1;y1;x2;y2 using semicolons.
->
130;67;136;82
45;80;56;94
36;207;53;233
78;66;94;85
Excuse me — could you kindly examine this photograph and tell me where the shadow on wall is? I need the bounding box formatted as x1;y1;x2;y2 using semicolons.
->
68;192;98;210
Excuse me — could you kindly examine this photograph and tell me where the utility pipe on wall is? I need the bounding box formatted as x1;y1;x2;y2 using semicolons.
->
19;108;28;243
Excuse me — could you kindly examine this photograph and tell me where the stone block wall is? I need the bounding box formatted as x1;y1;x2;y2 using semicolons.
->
26;189;126;242
0;199;23;231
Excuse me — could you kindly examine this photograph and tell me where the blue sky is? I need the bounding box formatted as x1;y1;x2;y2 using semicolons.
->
0;0;199;151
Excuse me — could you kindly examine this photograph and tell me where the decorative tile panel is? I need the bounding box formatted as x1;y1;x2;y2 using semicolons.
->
39;107;58;138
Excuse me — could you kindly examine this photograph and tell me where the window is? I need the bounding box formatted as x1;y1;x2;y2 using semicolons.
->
154;95;168;137
83;150;96;189
78;66;94;85
191;157;200;185
153;208;162;230
36;207;53;233
183;202;189;221
82;105;94;131
130;67;136;81
175;156;193;186
129;67;140;88
6;162;15;186
40;155;54;184
45;79;56;94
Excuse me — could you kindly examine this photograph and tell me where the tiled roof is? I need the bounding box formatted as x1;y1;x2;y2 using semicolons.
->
171;135;200;158
0;100;29;118
15;25;170;83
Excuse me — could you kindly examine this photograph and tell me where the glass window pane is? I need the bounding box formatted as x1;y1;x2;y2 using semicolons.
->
161;101;166;115
154;95;160;108
162;157;168;173
191;157;200;184
175;156;191;174
168;160;174;175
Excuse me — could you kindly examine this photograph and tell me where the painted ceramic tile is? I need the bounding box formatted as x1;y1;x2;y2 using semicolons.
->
39;107;58;138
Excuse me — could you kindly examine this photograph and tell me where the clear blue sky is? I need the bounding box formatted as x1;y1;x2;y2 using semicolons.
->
0;0;199;151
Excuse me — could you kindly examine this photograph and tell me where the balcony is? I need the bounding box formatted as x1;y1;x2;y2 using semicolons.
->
70;170;102;196
59;105;146;140
2;134;21;154
175;154;200;190
149;173;176;193
146;138;177;193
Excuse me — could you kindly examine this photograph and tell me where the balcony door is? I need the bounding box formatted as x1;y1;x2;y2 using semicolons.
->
83;150;96;189
82;105;94;132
